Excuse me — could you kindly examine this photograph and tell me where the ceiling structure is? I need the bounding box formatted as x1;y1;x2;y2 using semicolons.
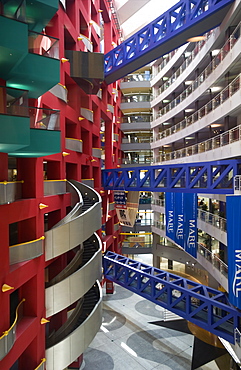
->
115;0;179;39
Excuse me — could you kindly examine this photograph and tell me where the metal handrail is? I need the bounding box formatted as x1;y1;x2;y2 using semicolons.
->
154;105;241;163
197;243;228;277
153;30;212;94
34;358;46;370
197;209;226;232
154;21;240;123
0;298;25;340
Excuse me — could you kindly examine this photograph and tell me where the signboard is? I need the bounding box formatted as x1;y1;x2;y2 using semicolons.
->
165;192;197;258
115;191;139;227
165;192;175;240
116;208;132;227
183;193;197;258
227;195;241;309
114;191;127;209
130;236;145;248
174;192;184;248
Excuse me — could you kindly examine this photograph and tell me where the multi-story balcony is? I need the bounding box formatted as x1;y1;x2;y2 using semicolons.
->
121;134;152;151
120;72;151;94
122;151;153;166
151;21;241;132
0;86;29;152
0;15;59;98
1;0;59;32
153;73;241;163
10;107;61;157
151;32;212;99
7;30;59;98
121;114;152;132
121;94;152;113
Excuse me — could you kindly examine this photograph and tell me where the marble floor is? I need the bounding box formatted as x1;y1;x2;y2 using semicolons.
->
82;282;230;370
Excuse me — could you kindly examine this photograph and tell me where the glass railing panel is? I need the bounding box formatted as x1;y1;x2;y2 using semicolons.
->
122;73;151;82
29;107;60;130
231;75;240;94
153;23;241;130
1;0;26;22
0;86;28;117
121;95;152;103
197;243;228;277
28;31;59;59
122;115;152;123
230;127;240;143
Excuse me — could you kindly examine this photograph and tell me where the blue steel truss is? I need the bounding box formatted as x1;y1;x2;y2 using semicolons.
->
104;0;234;84
103;251;240;343
102;160;241;194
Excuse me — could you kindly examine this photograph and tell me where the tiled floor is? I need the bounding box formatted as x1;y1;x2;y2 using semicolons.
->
82;254;230;370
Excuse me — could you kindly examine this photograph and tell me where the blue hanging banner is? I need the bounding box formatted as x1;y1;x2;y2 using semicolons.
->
165;192;175;242
227;195;241;309
183;193;197;258
174;192;184;248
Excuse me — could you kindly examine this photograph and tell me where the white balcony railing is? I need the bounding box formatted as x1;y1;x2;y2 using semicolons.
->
154;21;241;125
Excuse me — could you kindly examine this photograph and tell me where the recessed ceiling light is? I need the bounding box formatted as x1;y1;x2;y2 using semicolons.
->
210;86;222;92
211;123;223;128
185;80;193;85
187;36;206;42
211;49;220;56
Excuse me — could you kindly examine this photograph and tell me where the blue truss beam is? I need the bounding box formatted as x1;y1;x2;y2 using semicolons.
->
104;0;235;84
103;252;240;343
102;160;241;193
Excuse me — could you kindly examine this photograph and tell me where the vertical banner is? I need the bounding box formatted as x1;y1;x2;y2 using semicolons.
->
165;192;175;241
227;195;241;309
114;191;139;227
174;192;184;248
183;193;197;258
114;191;127;209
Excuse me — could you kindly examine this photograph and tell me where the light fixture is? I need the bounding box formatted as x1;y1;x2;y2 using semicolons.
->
211;123;222;128
185;80;193;85
187;35;206;42
39;203;48;210
162;76;169;81
211;49;220;56
185;108;194;112
41;318;50;325
210;86;222;92
162;99;170;103
2;284;14;292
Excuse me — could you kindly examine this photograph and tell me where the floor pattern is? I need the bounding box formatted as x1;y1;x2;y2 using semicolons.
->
81;284;230;369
